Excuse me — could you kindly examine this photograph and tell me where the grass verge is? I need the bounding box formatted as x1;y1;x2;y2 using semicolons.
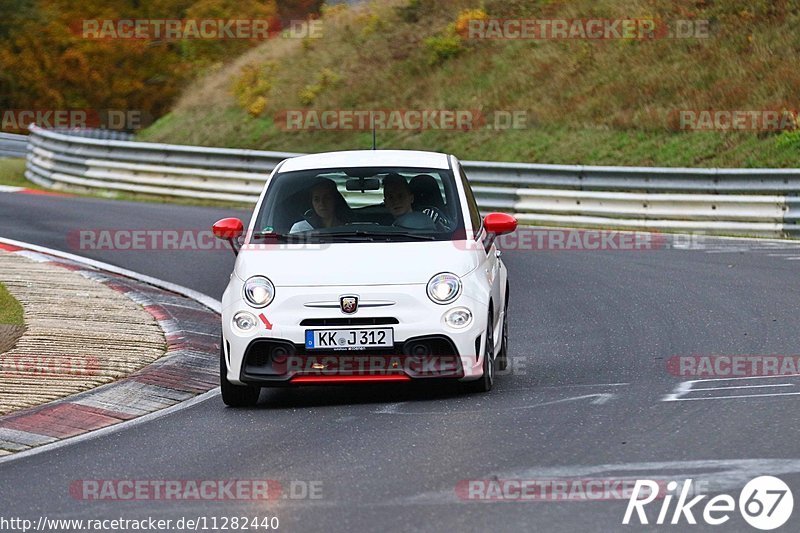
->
0;282;24;326
0;159;36;189
0;158;252;210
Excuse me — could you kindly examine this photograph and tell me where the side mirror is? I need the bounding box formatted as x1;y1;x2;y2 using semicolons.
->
212;218;244;255
483;213;517;236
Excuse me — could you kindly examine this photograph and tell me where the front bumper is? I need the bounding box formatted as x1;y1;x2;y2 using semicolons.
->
222;283;489;386
238;334;464;385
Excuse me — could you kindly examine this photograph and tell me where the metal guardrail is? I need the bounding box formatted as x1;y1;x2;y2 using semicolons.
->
49;128;135;141
24;125;800;237
0;132;29;159
3;129;131;158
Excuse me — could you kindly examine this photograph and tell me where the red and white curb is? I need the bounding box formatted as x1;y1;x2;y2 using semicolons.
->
0;238;221;461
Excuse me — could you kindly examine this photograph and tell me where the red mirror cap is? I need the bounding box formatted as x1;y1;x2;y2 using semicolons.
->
212;218;244;240
483;213;518;235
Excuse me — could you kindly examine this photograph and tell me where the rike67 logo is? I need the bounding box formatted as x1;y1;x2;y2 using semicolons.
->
623;476;793;530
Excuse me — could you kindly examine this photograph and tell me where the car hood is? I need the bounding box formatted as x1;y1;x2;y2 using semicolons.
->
234;240;481;287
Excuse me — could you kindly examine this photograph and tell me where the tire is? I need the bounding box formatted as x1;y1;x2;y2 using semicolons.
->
220;337;260;407
463;311;495;393
497;289;509;371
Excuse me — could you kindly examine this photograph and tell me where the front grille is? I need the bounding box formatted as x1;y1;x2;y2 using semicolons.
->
300;317;399;327
240;334;464;381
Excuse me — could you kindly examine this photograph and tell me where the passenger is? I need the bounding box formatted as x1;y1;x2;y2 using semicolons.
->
290;178;352;233
382;173;436;230
410;174;445;209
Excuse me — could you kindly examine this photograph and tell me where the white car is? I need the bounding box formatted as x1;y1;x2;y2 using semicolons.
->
212;150;517;406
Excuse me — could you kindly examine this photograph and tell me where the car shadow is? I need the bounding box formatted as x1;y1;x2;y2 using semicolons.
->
253;381;473;410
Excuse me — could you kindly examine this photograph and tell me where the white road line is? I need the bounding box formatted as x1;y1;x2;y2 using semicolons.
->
784;257;800;260
0;237;223;464
589;393;615;405
0;185;23;193
704;249;748;254
662;380;693;402
373;393;616;415
664;391;800;402
691;383;794;392
0;388;220;465
663;375;800;402
682;374;800;384
374;402;406;414
502;382;629;392
510;393;616;409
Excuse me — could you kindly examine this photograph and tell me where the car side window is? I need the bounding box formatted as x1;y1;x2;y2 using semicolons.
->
458;165;482;238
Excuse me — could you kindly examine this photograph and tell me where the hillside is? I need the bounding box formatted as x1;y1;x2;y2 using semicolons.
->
139;0;800;167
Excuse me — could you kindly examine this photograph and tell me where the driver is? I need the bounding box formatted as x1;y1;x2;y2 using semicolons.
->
382;173;436;230
290;178;352;233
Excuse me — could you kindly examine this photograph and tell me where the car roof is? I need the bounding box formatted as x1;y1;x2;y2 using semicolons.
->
278;150;452;172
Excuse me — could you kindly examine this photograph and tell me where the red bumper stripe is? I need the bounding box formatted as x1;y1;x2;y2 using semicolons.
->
290;375;412;384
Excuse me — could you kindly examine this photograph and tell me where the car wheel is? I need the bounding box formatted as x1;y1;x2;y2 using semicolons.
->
463;311;495;393
497;291;509;371
220;337;260;407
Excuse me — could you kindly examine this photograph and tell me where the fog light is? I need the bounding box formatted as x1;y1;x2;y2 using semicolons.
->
444;307;473;328
408;342;431;356
271;345;289;364
232;311;257;332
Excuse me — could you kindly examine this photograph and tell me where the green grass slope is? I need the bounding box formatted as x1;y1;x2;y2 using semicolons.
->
139;0;800;167
0;282;23;326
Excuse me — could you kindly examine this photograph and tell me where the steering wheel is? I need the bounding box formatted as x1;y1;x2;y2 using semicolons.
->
418;205;452;231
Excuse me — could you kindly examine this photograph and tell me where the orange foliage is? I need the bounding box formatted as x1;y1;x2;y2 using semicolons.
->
0;0;321;131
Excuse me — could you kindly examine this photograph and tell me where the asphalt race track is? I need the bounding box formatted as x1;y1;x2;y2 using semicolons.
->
1;192;799;532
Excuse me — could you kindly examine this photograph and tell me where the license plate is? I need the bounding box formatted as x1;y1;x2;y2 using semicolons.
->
305;328;394;350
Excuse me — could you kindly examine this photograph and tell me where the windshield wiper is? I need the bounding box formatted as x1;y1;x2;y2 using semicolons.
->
249;232;304;242
326;230;437;241
249;230;437;243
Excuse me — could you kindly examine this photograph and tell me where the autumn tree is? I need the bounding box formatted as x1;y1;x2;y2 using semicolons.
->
0;0;319;131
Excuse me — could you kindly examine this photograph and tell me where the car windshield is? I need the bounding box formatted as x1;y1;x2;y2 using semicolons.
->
253;166;465;242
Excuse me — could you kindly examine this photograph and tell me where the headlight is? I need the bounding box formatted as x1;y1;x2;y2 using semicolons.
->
243;276;275;308
427;273;462;305
444;307;473;328
232;311;258;332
